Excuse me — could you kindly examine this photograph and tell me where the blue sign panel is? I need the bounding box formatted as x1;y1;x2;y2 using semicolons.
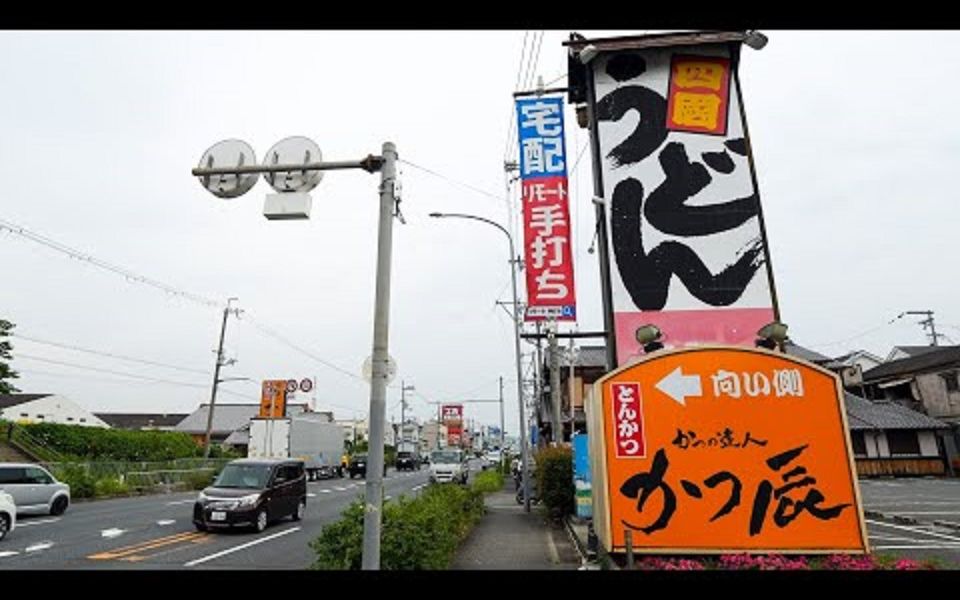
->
515;96;568;179
572;432;592;519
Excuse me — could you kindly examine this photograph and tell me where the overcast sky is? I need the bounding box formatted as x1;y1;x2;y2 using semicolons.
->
2;30;958;435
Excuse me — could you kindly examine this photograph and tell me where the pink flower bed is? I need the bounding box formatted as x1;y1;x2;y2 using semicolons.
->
633;554;932;570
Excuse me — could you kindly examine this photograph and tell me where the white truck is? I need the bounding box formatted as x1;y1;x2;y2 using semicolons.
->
428;447;468;484
247;413;345;481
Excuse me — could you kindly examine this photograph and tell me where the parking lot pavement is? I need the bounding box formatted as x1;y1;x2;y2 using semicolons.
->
859;477;960;567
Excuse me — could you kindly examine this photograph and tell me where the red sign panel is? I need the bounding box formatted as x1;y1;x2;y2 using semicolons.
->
611;383;646;458
522;176;576;321
441;404;463;425
666;55;731;136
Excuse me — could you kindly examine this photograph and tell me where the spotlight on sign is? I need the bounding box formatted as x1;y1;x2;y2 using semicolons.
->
635;324;664;354
755;321;788;350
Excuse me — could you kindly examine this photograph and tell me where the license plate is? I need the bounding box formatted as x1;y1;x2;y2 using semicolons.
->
210;511;226;521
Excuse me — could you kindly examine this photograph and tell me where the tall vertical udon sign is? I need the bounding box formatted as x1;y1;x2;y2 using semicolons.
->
591;40;776;364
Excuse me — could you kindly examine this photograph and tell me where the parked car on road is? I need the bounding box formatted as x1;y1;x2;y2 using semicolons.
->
0;491;15;541
348;454;367;479
193;458;306;533
0;463;70;516
395;451;420;471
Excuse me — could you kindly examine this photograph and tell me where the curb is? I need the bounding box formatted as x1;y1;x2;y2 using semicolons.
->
864;509;922;526
933;520;960;532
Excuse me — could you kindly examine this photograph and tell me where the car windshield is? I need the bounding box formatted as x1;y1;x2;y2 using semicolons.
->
431;451;461;463
353;455;367;462
213;464;271;489
398;452;413;458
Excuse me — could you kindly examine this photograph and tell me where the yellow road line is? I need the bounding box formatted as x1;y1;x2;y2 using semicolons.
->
88;531;206;560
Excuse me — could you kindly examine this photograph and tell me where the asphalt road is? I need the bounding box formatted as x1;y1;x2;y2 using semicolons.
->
859;477;960;567
0;467;432;570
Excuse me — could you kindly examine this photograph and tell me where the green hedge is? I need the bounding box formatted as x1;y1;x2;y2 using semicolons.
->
311;482;486;570
535;446;574;520
472;469;504;494
21;422;199;461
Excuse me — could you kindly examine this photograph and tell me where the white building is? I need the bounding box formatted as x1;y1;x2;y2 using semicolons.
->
0;394;109;428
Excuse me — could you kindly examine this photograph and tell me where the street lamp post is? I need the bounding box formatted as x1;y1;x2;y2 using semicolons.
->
428;212;531;512
192;139;397;570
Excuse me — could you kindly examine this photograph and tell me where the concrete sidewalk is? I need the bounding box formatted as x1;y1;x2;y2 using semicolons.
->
451;481;582;570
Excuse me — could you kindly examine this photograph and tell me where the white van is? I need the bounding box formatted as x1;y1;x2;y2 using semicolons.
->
0;463;71;516
0;491;15;541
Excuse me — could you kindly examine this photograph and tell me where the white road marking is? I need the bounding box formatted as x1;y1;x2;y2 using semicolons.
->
157;520;176;526
101;528;126;538
884;511;960;515
15;518;60;528
165;499;196;506
320;490;332;494
334;487;347;491
866;519;960;542
307;493;316;498
868;534;929;542
25;542;54;552
384;496;392;501
0;551;19;558
873;544;960;550
412;484;426;491
184;527;301;567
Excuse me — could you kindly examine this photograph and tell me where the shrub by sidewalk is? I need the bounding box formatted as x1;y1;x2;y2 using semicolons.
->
535;446;574;521
311;474;499;570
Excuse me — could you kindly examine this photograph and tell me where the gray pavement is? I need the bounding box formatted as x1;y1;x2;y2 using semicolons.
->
0;467;431;570
858;477;960;567
451;479;581;570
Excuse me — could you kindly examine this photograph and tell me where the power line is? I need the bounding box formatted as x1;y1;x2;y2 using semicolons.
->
242;315;365;384
807;314;908;349
12;333;211;376
14;368;250;403
0;215;222;309
14;353;211;388
398;159;505;204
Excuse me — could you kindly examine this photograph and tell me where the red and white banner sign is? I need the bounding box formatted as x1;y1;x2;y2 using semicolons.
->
522;177;576;321
610;382;645;458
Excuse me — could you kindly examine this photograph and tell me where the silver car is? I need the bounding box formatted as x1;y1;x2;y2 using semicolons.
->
0;463;71;515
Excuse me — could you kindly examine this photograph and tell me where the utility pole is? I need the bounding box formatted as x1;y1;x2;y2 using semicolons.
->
568;337;578;437
203;297;239;459
361;141;398;571
499;376;505;451
548;323;562;444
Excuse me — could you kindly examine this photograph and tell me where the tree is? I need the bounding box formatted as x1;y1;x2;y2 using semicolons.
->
0;319;20;394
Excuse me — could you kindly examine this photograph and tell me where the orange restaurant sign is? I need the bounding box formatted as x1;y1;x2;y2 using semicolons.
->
587;345;868;554
259;380;288;419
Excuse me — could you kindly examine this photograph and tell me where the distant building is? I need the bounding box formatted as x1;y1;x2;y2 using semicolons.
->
861;345;960;467
174;403;310;447
832;349;885;373
420;420;447;452
94;413;188;431
844;391;952;477
886;345;945;363
0;394;108;428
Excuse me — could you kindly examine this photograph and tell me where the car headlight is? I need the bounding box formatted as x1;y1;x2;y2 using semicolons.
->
236;493;261;508
197;491;209;502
